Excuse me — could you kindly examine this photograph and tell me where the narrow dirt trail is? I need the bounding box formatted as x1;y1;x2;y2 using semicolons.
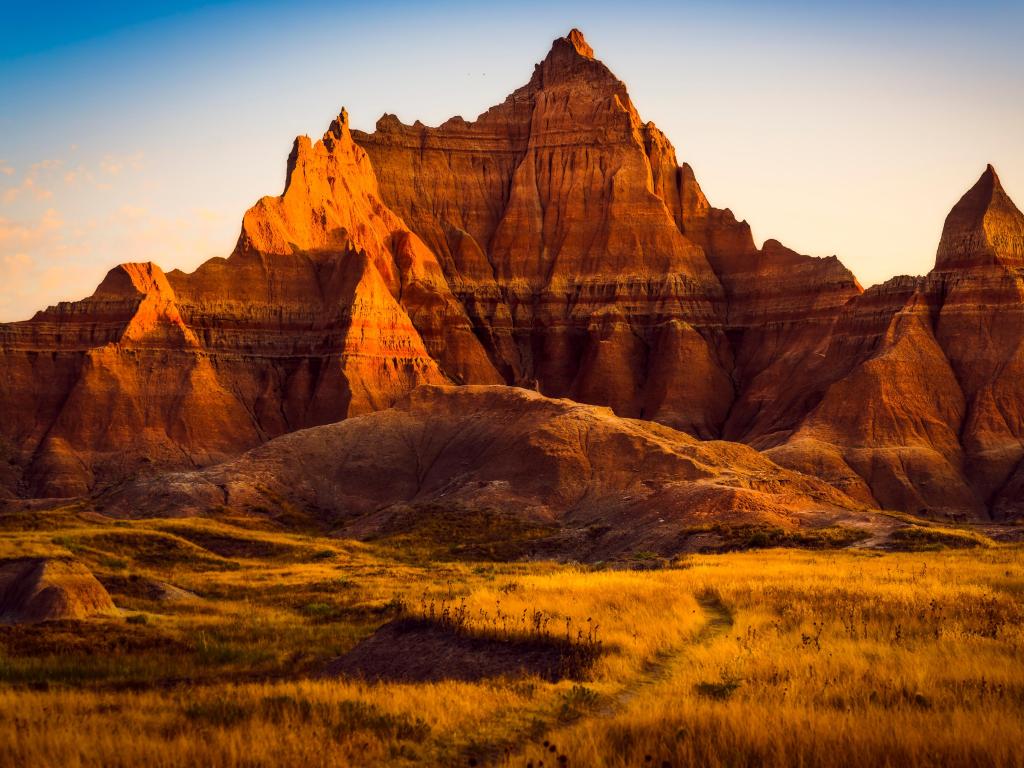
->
484;590;734;767
608;591;733;711
693;591;735;643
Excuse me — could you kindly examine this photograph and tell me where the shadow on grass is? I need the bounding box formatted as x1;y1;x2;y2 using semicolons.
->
326;616;602;683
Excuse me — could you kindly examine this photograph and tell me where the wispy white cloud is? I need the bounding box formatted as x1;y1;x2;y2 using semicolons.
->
2;175;54;204
1;152;148;207
0;208;63;249
0;208;77;319
63;166;94;187
1;158;60;205
99;152;144;177
2;252;32;275
0;145;242;321
0;185;230;321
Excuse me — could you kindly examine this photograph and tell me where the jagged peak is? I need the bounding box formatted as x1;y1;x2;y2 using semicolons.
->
564;28;594;59
374;113;403;132
679;163;710;215
961;164;1004;207
935;164;1024;271
85;262;198;346
91;262;174;300
355;30;618;141
280;109;359;195
322;108;351;150
532;27;617;89
283;135;310;194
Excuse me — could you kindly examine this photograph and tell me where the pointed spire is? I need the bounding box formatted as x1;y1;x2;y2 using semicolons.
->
324;108;350;144
545;28;595;62
283;135;312;195
935;164;1024;270
533;28;619;91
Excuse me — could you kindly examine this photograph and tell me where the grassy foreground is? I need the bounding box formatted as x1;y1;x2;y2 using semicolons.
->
0;510;1022;767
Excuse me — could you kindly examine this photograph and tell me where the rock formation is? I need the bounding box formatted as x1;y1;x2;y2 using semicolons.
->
0;557;117;624
0;29;1022;522
0;111;475;496
765;166;1024;519
353;31;733;437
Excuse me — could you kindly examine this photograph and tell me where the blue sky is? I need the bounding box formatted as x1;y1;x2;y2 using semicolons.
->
1;0;1022;320
1;1;231;59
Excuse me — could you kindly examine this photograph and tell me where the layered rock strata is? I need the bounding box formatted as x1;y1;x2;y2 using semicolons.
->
2;30;1022;520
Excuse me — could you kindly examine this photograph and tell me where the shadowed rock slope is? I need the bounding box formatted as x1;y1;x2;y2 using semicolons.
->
764;166;1024;519
1;30;1022;521
102;386;875;560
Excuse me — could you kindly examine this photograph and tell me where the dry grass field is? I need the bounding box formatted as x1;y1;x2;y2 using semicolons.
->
0;505;1022;767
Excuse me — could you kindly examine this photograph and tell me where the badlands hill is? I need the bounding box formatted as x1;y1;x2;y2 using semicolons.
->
1;30;1023;521
102;385;877;559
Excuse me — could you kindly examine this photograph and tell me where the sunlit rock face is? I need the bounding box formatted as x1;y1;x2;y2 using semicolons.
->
1;30;1022;521
0;110;459;497
928;167;1024;515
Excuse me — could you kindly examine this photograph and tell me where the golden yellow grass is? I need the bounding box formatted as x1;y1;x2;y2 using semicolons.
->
514;550;1024;768
0;511;1022;767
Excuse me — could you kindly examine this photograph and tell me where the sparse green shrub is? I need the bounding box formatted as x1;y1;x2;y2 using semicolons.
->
300;602;344;623
558;684;602;722
889;526;989;550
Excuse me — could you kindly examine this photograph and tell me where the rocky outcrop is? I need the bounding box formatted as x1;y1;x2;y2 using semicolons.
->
767;288;976;515
1;29;1022;522
934;165;1024;271
0;557;116;624
929;167;1024;508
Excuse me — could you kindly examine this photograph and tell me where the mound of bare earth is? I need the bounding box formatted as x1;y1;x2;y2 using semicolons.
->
103;385;882;560
0;557;117;624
